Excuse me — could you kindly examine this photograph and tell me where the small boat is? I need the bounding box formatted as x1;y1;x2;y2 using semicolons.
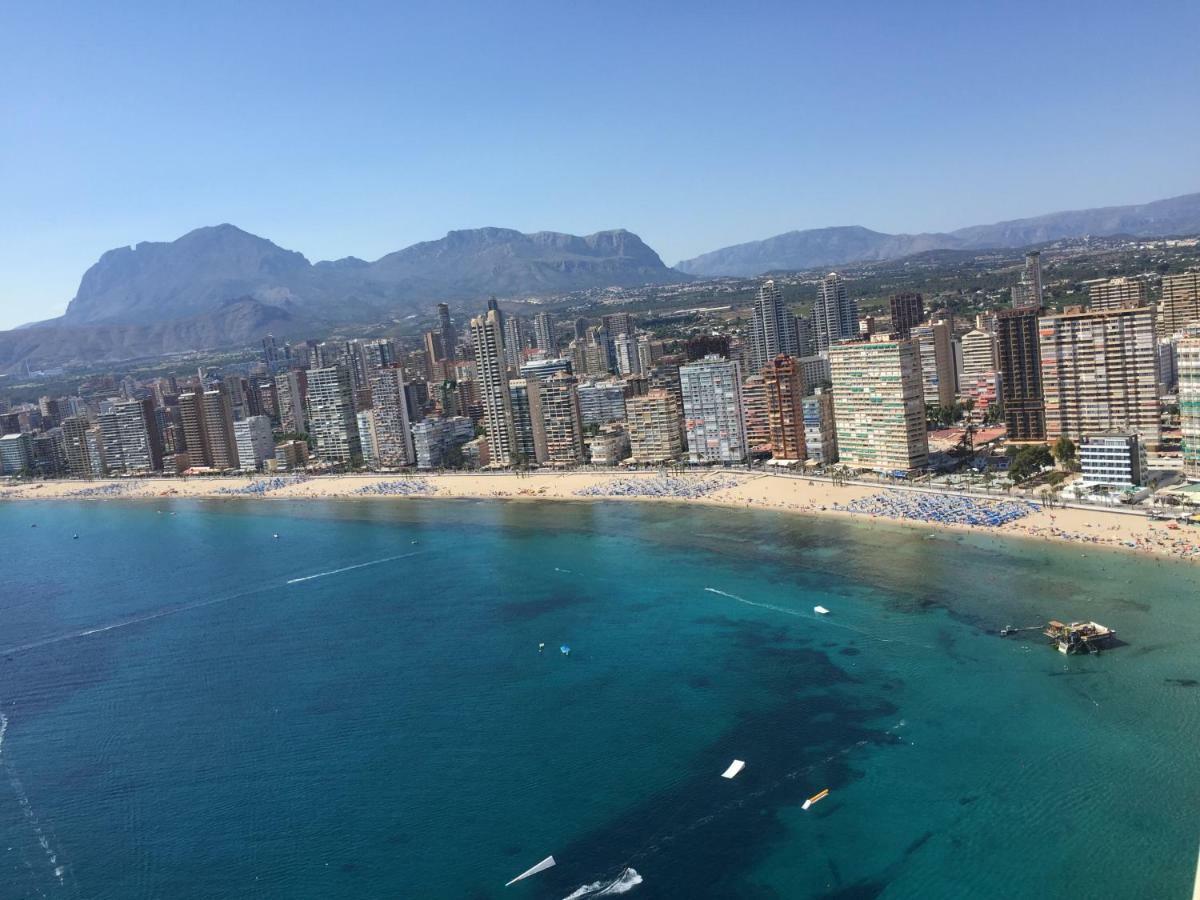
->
721;759;746;779
273;533;280;539
505;855;556;887
814;606;830;615
802;788;829;810
560;645;571;656
538;642;545;653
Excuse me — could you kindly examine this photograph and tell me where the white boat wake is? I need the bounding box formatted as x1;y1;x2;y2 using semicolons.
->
562;867;643;898
703;588;933;650
0;709;71;892
286;551;422;584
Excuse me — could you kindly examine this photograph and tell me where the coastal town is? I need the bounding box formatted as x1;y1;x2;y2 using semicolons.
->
4;253;1200;561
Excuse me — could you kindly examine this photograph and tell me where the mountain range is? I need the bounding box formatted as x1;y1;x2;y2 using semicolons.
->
1;225;682;371
675;192;1200;276
2;190;1199;372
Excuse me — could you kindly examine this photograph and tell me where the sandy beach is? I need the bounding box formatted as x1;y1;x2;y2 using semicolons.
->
4;470;1198;562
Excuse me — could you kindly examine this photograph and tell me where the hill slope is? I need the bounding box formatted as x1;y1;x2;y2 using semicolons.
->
676;192;1200;276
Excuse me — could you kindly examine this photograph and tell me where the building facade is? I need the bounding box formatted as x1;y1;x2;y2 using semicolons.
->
812;273;859;351
367;367;415;468
802;389;838;465
911;320;956;407
625;390;683;464
748;280;799;373
234;416;274;471
1038;306;1161;447
762;355;807;461
829;336;929;472
1080;434;1146;487
1085;276;1148;311
1159;271;1200;338
679;356;747;464
995;307;1046;441
888;292;924;337
471;309;517;467
306;366;363;467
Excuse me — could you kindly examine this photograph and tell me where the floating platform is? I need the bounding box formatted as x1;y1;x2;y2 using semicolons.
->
1044;620;1116;655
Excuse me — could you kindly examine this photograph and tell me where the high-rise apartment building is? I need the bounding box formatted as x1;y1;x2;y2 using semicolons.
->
1012;251;1044;309
1085;276;1148;311
61;415;96;477
910;320;956;407
201;388;239;470
1159;271;1200;337
0;432;33;475
813;273;859;351
679;356;747;464
829;336;928;472
748;280;800;373
601;312;633;338
802;389;838;464
234;416;274;471
960;329;998;380
536;373;585;465
275;370;308;434
306;366;363;467
762;355;807;461
437;303;457;357
741;375;770;452
178;388;235;469
502;315;531;370
507;378;545;465
626;390;683;463
576;379;627;426
1039;305;1161;447
613;333;641;376
367;367;415;468
888;293;925;337
1178;327;1200;479
533;312;555;353
995;308;1046;441
471;309;516;466
105;398;163;473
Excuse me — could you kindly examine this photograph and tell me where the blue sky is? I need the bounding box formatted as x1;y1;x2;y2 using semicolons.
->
2;0;1198;328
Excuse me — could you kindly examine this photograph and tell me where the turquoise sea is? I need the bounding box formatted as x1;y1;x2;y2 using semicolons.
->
0;497;1197;899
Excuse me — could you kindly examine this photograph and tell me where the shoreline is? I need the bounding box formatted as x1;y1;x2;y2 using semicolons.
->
4;471;1199;562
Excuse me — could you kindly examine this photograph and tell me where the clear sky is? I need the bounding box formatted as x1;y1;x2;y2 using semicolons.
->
2;0;1198;329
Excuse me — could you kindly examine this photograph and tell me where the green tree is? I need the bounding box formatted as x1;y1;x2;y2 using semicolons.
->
1051;435;1077;470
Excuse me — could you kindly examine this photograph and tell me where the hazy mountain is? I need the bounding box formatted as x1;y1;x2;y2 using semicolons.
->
676;192;1200;276
0;224;685;370
948;192;1200;249
61;224;684;328
64;225;311;325
0;298;298;372
675;226;957;277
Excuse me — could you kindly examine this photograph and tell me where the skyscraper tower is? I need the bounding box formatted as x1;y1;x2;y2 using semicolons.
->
813;273;859;351
306;366;363;467
533;312;556;353
679;356;747;464
888;293;925;337
471;309;517;466
502;315;530;371
368;367;416;467
762;355;807;461
1012;251;1044;309
830;337;928;472
437;303;457;358
748;280;799;373
995;307;1046;440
